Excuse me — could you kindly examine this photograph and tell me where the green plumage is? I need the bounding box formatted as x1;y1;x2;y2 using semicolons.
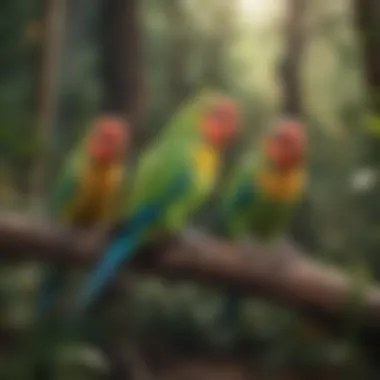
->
127;140;212;233
220;149;303;242
219;145;306;332
39;130;92;318
48;140;86;217
74;91;225;313
30;122;128;379
29;129;97;379
153;88;229;148
125;88;229;232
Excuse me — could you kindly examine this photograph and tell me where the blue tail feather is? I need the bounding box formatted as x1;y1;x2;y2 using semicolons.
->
73;215;156;319
75;232;141;315
74;204;162;316
73;173;191;318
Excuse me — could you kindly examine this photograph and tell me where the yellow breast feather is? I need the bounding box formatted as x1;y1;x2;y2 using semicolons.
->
65;163;125;226
194;144;220;186
257;168;306;202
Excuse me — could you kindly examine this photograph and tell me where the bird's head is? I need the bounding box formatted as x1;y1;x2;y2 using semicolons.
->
87;115;129;165
200;96;240;148
264;118;307;171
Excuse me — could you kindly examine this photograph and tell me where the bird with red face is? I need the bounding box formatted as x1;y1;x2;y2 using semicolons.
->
30;115;130;380
153;90;240;150
72;93;240;315
220;117;307;240
36;115;130;317
218;117;308;329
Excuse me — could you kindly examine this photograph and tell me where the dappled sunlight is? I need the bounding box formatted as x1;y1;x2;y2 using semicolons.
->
0;0;379;379
237;0;285;26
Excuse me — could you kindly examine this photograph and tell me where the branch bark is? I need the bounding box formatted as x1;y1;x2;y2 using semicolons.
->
1;213;380;348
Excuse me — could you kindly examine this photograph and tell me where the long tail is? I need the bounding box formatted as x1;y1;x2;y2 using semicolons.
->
73;230;142;318
73;178;189;321
221;292;241;329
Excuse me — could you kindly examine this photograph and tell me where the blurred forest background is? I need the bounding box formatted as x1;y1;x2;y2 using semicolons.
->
1;0;380;378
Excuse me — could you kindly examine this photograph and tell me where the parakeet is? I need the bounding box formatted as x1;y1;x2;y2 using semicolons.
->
219;117;308;329
36;115;130;317
155;88;237;147
73;93;240;315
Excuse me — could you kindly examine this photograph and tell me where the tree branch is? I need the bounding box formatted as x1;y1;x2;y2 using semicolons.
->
1;213;380;348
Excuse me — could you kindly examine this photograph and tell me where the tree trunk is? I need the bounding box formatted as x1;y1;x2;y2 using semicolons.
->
353;0;380;113
166;0;192;107
99;0;146;131
278;0;307;117
202;1;235;90
98;1;149;378
352;0;380;246
278;0;326;345
278;0;318;251
353;0;380;165
56;0;101;157
29;0;66;209
352;0;380;313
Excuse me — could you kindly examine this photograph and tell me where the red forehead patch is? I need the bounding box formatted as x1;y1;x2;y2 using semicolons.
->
215;98;237;114
94;116;129;140
208;97;239;130
276;119;306;143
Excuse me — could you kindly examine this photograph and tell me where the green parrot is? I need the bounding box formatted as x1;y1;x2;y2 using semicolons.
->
29;115;130;380
156;88;229;144
218;117;308;329
73;91;240;316
36;116;130;316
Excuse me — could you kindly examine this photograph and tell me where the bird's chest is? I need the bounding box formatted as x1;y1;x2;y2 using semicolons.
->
72;166;122;225
162;145;219;230
248;170;305;235
257;169;304;203
192;145;219;192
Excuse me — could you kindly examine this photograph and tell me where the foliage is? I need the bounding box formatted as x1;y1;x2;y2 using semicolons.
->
0;0;378;378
